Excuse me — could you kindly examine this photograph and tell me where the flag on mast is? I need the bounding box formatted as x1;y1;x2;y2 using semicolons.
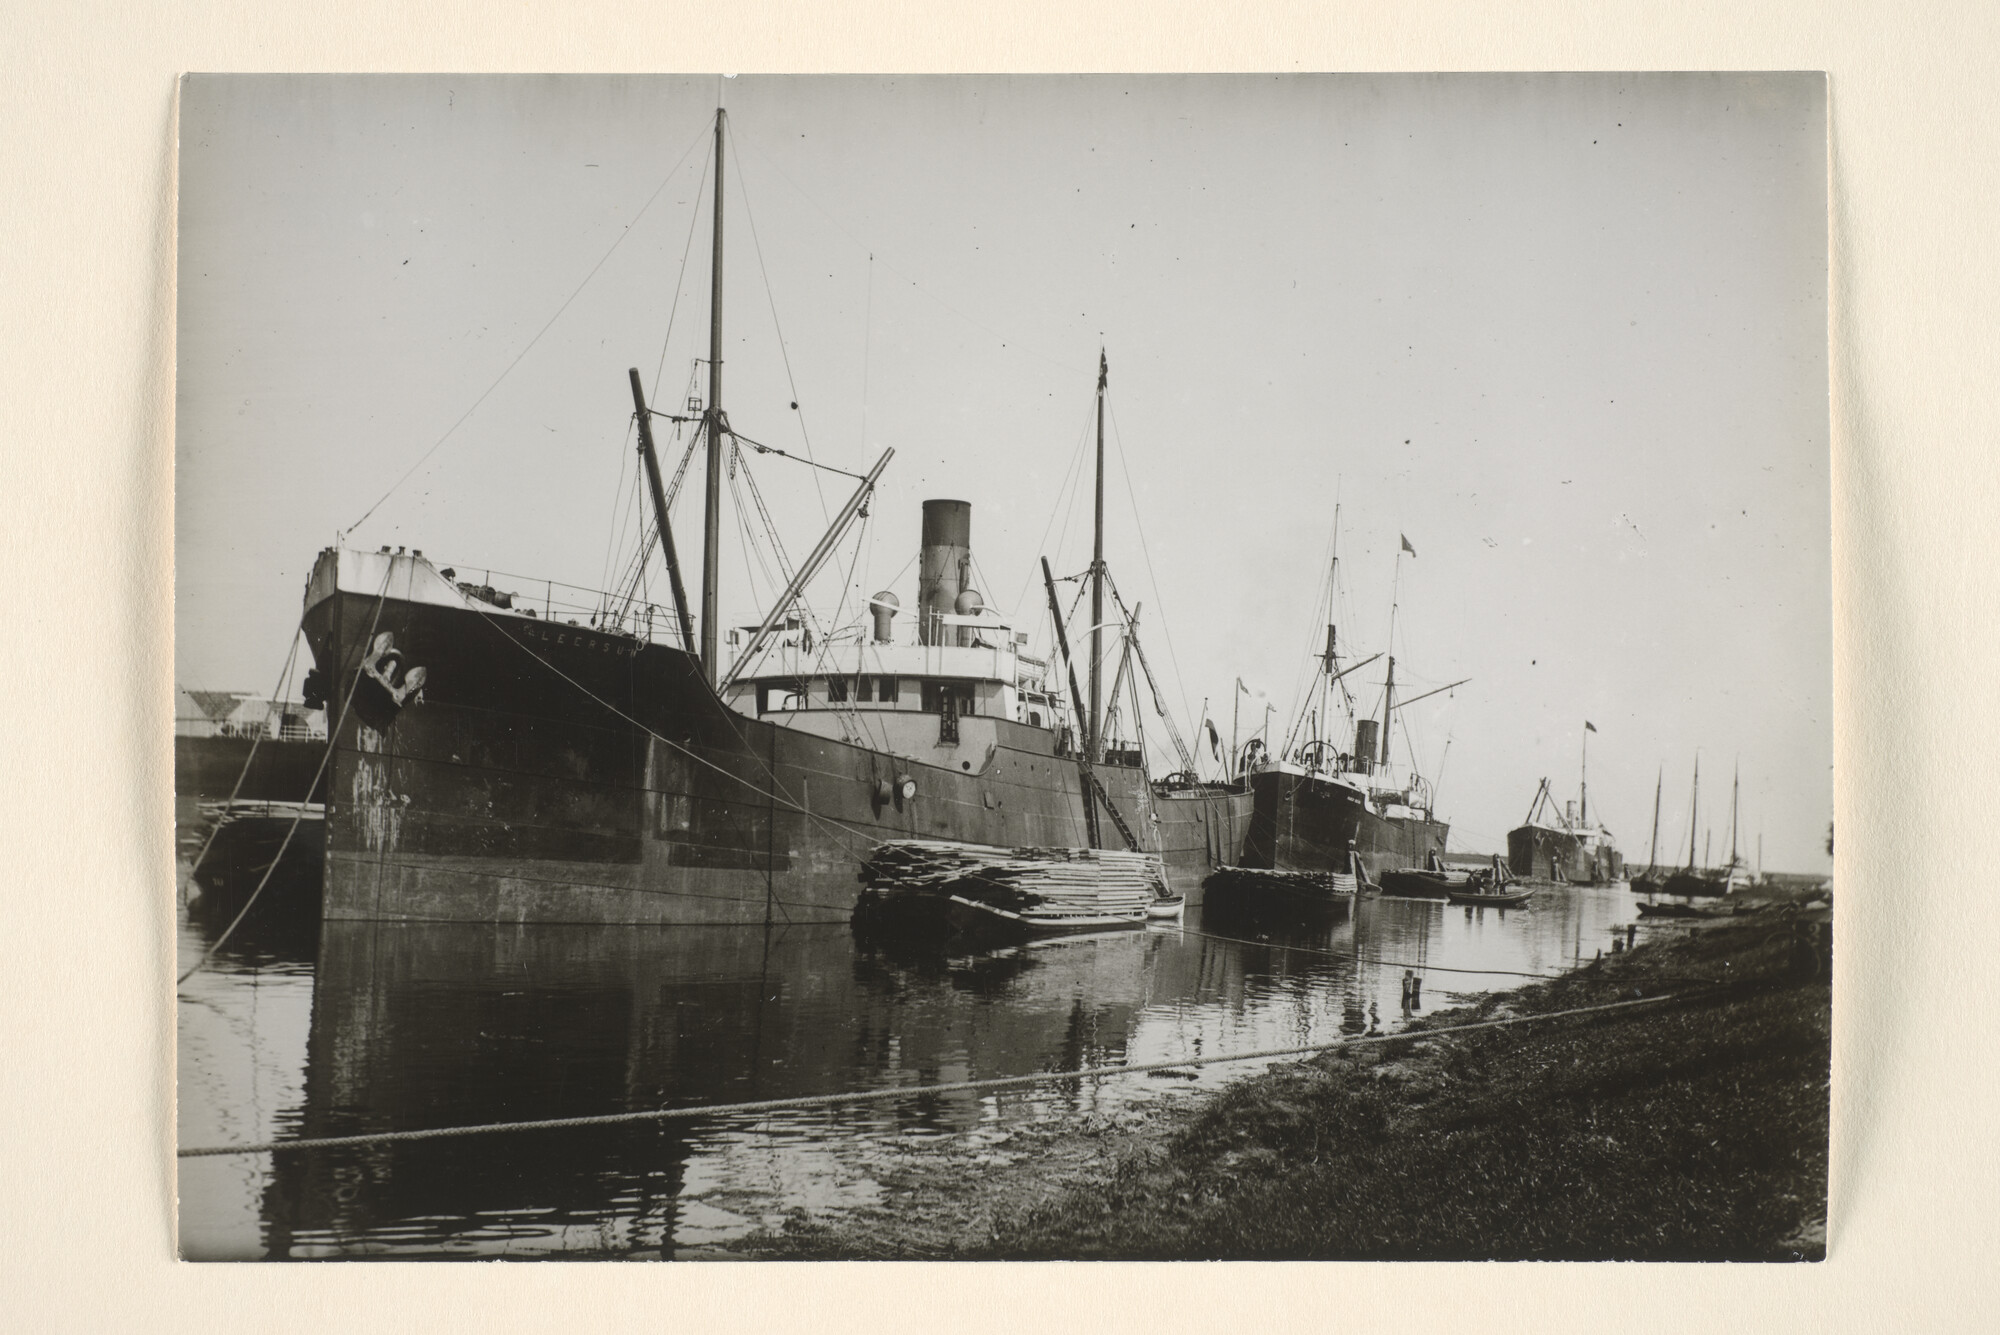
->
1400;534;1417;557
1585;720;1598;732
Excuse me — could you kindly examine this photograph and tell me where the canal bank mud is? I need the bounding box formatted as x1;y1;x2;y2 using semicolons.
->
721;903;1830;1261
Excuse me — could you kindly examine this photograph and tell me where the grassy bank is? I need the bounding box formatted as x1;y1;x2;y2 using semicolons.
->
736;906;1829;1261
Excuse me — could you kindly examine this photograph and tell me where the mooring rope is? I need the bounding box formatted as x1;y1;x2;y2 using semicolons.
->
177;992;1674;1159
176;570;393;987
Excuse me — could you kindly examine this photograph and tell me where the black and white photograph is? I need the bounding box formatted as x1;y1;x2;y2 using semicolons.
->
172;72;1831;1261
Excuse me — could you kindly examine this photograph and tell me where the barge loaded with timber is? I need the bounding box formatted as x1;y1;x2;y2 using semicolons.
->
295;107;1465;927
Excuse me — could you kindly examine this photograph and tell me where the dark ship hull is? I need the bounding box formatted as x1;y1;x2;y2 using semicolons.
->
1506;823;1623;884
1241;769;1449;884
303;555;1252;926
176;734;328;915
1659;868;1733;898
176;733;326;810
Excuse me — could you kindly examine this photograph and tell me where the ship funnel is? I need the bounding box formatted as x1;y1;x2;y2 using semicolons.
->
1353;718;1379;775
917;500;971;646
870;591;900;644
954;589;984;646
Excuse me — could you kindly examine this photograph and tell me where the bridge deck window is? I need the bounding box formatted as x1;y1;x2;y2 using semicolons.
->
755;679;809;715
919;679;978;716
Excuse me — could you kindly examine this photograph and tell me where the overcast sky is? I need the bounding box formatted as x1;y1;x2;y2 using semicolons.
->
176;73;1829;870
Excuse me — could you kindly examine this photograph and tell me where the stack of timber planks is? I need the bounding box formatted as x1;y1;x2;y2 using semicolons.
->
859;839;1169;933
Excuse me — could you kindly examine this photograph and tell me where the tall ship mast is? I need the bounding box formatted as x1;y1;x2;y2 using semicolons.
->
1659;754;1746;898
1628;766;1666;894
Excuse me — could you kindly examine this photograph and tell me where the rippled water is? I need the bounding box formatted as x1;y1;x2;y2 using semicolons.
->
176;871;1644;1259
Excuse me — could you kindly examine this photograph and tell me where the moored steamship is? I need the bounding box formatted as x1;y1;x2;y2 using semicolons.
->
297;108;1455;925
1232;511;1458;886
303;508;1244;924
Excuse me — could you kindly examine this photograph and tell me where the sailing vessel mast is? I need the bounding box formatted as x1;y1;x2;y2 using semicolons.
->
1088;351;1107;760
1729;761;1741;872
1378;536;1405;773
1686;756;1700;870
700;108;727;686
1378;656;1396;770
1580;727;1589;826
1318;502;1344;758
1646;765;1662;871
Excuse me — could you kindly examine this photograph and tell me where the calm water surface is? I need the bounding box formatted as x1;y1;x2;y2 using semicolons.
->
177;869;1645;1259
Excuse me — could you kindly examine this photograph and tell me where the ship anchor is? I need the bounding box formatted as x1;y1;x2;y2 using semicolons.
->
355;631;427;729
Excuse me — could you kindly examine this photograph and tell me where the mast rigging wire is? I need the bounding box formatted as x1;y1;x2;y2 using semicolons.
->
722;428;870;481
1104;399;1203;773
345;120;713;537
1007;387;1098;627
726;126;831;523
859;253;873;466
1279;528;1340;760
731;124;1076;374
651;133;716;404
597;417;639;600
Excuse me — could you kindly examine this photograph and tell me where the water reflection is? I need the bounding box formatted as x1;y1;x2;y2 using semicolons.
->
178;873;1642;1259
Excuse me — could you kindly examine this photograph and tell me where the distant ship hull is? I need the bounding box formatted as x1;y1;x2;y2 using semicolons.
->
176;733;327;807
176;735;328;906
1242;769;1449;883
303;552;1254;925
1506;823;1623;884
1659;866;1749;898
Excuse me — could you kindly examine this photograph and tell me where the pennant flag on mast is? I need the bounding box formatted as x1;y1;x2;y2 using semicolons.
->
1400;534;1417;557
1585;721;1598;732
